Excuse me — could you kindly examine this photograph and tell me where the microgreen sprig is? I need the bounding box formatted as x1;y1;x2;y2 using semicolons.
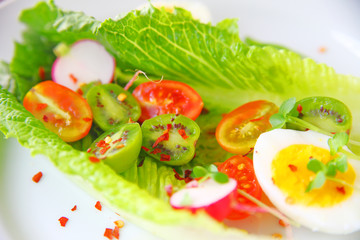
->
270;98;360;157
306;132;353;192
191;164;229;184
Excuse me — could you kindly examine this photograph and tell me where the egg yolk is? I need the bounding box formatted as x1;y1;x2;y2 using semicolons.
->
272;144;355;207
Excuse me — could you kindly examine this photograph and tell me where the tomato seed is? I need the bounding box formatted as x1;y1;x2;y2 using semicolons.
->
114;220;125;228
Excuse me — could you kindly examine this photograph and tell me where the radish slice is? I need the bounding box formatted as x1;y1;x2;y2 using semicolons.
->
170;178;237;221
52;39;115;91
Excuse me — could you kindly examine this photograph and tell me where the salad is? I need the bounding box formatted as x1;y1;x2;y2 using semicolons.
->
1;0;360;240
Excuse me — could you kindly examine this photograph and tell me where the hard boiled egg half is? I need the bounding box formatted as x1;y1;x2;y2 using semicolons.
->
253;129;360;234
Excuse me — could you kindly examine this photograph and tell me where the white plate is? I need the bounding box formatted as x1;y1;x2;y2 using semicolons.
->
1;0;360;240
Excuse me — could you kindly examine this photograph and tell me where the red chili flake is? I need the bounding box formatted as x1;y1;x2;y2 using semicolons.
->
336;186;346;195
160;154;171;161
137;159;145;167
36;103;48;111
150;148;161;154
32;171;43;183
43;115;49;122
288;164;298;172
184;169;192;178
201;108;209;115
152;132;169;148
96;140;108;148
100;146;111;155
104;228;113;240
167;124;172;130
112;138;123;144
319;46;327;53
71;205;77;211
69;73;78;84
95;201;102;211
58;217;68;227
141;146;149;151
87;148;92;153
38;67;46;80
297;104;303;114
76;88;84;96
278;219;289;227
165;184;173;197
250;116;264;122
178;129;189;140
173;169;183;180
83;117;92;122
89;156;100;163
172;169;192;183
113;226;120;239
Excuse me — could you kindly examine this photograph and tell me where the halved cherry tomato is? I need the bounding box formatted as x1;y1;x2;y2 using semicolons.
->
216;100;278;155
217;155;262;220
23;81;92;142
132;80;203;122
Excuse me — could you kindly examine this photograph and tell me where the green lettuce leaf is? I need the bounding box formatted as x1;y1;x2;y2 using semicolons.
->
97;6;360;139
0;61;15;94
10;0;100;100
121;156;186;201
3;1;360;239
0;86;255;240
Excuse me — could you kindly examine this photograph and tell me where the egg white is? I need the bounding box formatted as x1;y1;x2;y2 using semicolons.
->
253;129;360;234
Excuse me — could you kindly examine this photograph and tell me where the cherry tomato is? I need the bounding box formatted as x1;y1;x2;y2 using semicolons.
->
132;80;203;122
217;155;262;220
23;81;92;142
216;100;278;155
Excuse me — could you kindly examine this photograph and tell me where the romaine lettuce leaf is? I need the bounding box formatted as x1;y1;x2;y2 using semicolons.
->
0;86;258;240
97;5;360;139
11;0;99;101
2;1;360;239
121;156;186;201
0;61;15;94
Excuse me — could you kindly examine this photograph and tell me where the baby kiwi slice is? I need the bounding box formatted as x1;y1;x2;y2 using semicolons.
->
89;123;142;173
289;96;352;134
86;83;141;131
141;114;200;166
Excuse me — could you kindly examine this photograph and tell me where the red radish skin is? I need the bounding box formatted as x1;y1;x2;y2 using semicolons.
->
170;178;237;221
52;39;115;91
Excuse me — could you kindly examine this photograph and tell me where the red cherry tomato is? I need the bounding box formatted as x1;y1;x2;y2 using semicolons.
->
216;100;278;155
23;81;92;142
132;80;203;122
217;155;262;220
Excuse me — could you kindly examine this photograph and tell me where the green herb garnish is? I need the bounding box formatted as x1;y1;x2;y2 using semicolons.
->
191;165;229;184
305;133;350;192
